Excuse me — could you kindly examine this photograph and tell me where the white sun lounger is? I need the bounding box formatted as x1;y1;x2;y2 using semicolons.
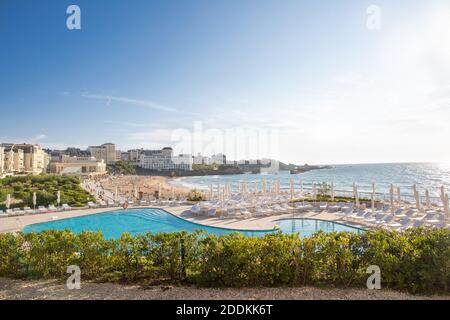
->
87;201;97;208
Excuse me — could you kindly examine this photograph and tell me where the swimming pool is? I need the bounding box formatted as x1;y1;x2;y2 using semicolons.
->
23;208;364;238
275;218;365;237
23;208;274;238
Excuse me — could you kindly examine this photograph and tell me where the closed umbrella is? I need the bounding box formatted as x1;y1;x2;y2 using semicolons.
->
262;178;266;195
299;178;303;196
371;183;376;213
440;186;445;202
371;192;375;213
444;193;449;223
158;183;162;199
331;182;335;202
355;184;360;208
414;190;421;211
390;184;395;214
254;181;258;195
209;185;213;200
33;192;37;210
425;189;431;208
115;186;118;202
312;183;317;201
290;178;294;200
134;185;138;200
372;183;376;200
6;194;11;209
397;187;401;206
57;191;61;207
171;186;175;200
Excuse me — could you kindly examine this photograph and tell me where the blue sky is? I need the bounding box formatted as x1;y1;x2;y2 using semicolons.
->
1;0;449;164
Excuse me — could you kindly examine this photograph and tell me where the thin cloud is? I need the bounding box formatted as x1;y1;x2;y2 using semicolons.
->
104;120;145;128
0;134;47;144
82;92;176;112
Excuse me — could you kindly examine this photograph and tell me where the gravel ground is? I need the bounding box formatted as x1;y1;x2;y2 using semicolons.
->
0;278;448;300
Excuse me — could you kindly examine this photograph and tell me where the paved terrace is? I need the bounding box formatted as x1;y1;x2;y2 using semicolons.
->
0;205;369;234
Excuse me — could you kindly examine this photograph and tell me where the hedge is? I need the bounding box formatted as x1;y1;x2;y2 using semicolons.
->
0;228;448;293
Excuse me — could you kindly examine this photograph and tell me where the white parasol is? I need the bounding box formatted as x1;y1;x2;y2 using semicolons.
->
331;182;335;202
290;178;294;200
390;184;395;214
312;183;317;201
33;192;37;209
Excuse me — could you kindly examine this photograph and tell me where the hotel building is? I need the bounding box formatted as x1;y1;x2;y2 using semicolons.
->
140;147;193;171
210;153;226;165
88;143;118;165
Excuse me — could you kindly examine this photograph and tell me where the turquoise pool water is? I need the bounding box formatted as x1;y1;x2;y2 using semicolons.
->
275;218;365;237
23;208;364;239
23;208;273;238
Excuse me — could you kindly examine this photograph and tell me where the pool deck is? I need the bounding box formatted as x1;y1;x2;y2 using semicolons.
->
0;205;369;234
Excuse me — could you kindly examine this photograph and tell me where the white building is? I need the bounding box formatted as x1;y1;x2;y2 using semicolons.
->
210;153;226;165
192;153;211;165
140;148;192;171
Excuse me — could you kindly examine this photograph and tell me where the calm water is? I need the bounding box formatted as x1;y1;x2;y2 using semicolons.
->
22;209;362;239
276;219;364;237
173;163;450;200
23;208;273;239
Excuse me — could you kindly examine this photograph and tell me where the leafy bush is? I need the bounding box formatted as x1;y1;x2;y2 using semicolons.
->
107;161;136;175
0;228;448;293
187;190;203;202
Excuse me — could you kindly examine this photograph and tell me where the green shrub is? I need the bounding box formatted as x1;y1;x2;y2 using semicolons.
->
0;228;448;293
187;190;203;202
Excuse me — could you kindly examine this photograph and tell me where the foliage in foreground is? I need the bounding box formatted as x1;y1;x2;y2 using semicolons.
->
0;175;95;210
0;228;448;294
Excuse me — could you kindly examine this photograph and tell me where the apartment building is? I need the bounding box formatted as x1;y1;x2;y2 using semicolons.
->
0;143;49;175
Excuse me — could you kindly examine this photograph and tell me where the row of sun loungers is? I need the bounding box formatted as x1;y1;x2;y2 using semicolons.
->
0;204;74;218
184;199;450;230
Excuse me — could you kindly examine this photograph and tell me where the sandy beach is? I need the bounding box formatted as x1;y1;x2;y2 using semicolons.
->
100;175;191;199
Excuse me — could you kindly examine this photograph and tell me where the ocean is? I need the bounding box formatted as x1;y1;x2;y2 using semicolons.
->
171;163;450;203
